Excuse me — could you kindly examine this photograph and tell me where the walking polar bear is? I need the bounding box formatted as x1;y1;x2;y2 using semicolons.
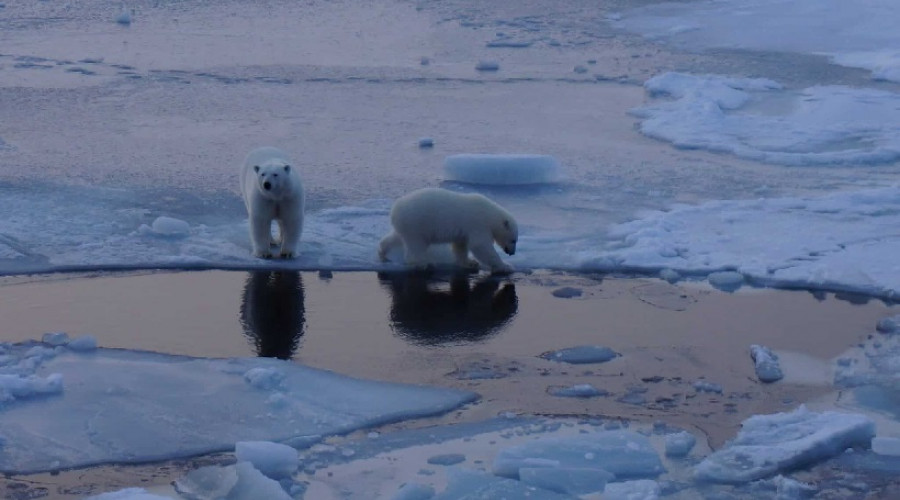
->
240;147;305;259
378;187;518;274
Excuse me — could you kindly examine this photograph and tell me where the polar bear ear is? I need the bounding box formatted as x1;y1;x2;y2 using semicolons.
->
253;165;260;173
283;164;291;173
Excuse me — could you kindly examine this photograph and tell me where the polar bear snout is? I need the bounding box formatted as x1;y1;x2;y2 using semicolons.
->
504;245;515;256
263;181;272;191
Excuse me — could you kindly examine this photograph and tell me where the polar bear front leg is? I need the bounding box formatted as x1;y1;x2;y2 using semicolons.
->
250;216;274;259
402;237;431;269
470;242;513;274
278;209;303;259
452;240;479;270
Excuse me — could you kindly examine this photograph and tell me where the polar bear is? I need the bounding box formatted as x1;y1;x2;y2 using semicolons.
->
378;187;518;274
240;146;305;259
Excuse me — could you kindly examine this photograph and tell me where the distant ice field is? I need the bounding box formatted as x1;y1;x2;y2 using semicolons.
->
616;0;900;83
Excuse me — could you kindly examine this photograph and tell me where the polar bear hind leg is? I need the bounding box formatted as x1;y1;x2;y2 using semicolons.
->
452;240;479;269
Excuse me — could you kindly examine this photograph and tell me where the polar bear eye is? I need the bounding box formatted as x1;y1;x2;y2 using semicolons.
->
253;165;260;173
273;173;278;177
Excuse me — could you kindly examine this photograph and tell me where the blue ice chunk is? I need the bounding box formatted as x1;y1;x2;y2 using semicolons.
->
519;466;614;495
0;343;477;474
695;406;875;483
664;431;696;458
750;344;784;383
492;430;664;479
549;384;609;398
427;453;466;466
433;468;572;499
603;479;660;500
392;482;436;500
540;346;620;364
443;154;560;185
876;315;900;334
692;379;723;393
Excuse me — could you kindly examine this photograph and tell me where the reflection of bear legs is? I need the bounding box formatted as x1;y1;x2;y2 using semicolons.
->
452;241;479;270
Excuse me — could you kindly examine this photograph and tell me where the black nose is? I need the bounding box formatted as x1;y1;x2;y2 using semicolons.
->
505;247;515;256
263;181;272;190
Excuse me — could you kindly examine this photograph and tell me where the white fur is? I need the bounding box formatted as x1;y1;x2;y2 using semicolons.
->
378;187;518;274
240;147;305;259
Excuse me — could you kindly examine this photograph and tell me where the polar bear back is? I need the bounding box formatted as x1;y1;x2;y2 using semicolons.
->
390;188;512;242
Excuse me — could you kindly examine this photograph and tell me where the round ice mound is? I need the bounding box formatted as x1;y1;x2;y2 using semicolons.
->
443;154;561;185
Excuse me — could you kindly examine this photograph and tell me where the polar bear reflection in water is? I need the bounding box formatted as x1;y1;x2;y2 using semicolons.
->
240;271;306;359
378;271;518;345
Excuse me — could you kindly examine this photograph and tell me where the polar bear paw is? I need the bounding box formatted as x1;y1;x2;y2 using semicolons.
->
280;251;295;259
490;263;514;275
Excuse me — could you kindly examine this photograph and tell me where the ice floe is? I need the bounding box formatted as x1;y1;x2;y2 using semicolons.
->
695;406;875;483
0;337;476;474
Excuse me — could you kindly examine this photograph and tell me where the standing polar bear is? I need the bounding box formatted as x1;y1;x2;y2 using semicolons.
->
378;187;518;274
240;146;305;259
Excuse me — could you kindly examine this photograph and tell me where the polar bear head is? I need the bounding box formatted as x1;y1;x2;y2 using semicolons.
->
493;216;518;256
252;160;293;200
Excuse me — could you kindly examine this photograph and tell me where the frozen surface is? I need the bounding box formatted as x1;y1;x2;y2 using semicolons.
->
631;73;900;166
539;346;620;365
617;0;900;82
443;154;561;185
492;430;664;480
750;345;784;383
0;338;476;474
695;406;875;483
590;186;900;301
873;437;900;457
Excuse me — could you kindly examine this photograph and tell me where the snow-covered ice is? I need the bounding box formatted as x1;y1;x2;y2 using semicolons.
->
0;338;476;474
695;406;875;483
443;154;561;185
631;72;900;166
616;0;900;83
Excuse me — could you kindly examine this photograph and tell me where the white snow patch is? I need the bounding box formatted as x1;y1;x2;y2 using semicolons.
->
631;73;900;166
589;186;900;300
695;406;875;483
443;154;561;185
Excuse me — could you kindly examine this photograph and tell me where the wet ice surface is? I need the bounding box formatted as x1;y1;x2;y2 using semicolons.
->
2;0;900;497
